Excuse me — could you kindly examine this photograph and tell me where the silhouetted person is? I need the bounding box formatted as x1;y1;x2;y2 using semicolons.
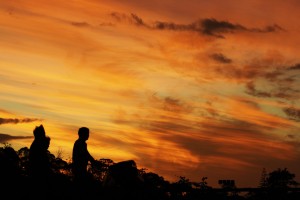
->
29;125;51;179
29;125;52;199
72;127;96;199
72;127;95;180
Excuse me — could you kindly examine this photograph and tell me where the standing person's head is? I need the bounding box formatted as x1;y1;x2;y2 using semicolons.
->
78;127;89;141
33;124;46;139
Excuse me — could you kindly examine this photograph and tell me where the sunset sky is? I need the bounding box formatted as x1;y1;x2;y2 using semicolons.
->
1;0;300;187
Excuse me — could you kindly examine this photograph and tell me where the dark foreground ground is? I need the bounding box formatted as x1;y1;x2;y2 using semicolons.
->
1;145;300;200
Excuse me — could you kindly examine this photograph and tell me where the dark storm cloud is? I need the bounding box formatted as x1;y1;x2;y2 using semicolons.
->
0;133;33;143
210;53;232;64
110;13;283;38
283;107;300;122
0;118;41;125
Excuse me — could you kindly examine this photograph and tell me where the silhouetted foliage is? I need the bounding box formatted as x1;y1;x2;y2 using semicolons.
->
1;144;300;200
247;168;300;200
89;158;115;182
259;168;268;188
267;168;298;189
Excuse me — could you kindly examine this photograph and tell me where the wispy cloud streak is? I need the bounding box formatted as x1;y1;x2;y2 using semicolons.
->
110;13;283;38
0;133;33;143
0;118;41;125
283;107;300;122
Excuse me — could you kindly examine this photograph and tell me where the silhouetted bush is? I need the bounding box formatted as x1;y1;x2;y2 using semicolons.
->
1;144;299;200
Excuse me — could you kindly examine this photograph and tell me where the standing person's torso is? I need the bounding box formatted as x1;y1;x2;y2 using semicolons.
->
29;139;50;176
72;139;89;170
